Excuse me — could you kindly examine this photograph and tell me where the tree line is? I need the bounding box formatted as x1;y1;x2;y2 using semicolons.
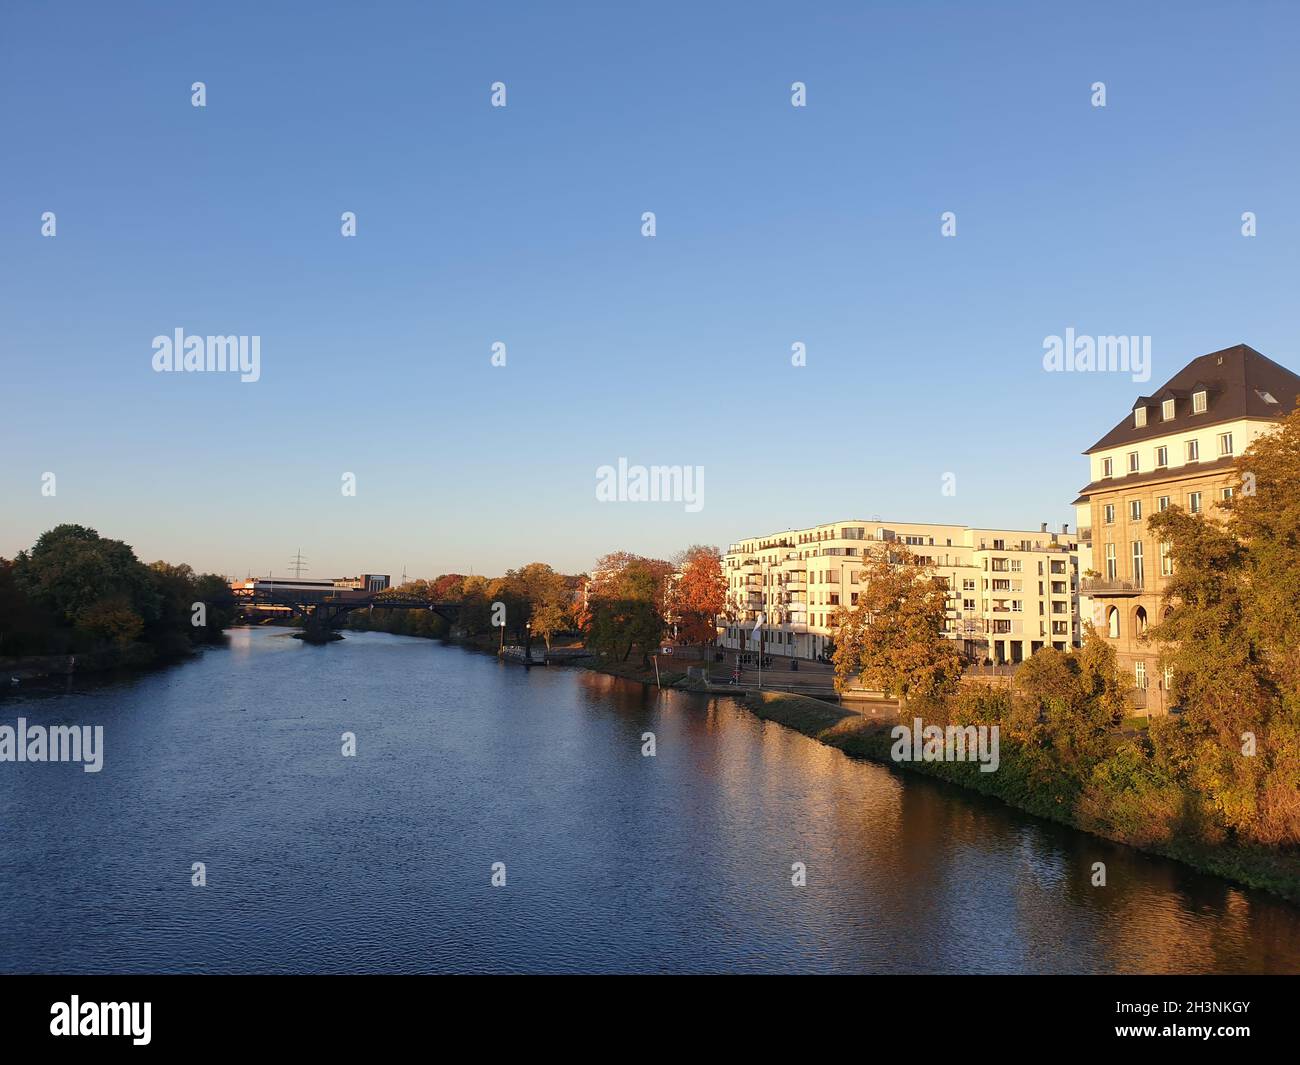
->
351;545;728;664
0;524;233;661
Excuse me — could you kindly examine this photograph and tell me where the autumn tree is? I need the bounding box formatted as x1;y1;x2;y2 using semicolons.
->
1145;399;1300;845
515;562;570;651
670;545;726;653
831;543;963;704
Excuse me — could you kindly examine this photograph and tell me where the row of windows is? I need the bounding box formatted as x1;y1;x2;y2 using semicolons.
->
1101;540;1177;582
1102;486;1236;525
1133;391;1208;429
1101;432;1233;479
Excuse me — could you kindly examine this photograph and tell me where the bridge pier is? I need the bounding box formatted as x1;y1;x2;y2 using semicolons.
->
295;605;348;644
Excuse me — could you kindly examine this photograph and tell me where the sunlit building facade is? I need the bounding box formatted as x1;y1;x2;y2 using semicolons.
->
720;519;1080;665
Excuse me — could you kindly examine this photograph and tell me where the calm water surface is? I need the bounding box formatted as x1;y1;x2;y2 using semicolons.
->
2;628;1298;973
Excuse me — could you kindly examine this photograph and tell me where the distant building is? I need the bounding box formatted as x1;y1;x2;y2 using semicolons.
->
231;573;390;599
720;519;1080;665
1074;343;1300;714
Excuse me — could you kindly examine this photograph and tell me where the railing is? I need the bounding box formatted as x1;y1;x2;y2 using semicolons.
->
1081;578;1144;595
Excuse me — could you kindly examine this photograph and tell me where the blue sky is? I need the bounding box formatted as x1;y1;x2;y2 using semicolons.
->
3;0;1298;578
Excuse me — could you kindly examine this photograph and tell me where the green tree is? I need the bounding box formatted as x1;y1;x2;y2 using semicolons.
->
584;557;666;663
13;524;160;631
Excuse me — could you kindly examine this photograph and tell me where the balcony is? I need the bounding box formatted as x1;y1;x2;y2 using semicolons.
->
1081;577;1144;596
781;579;806;590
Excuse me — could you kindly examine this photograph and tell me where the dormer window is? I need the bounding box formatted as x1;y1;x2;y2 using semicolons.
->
1102;457;1114;478
1134;407;1147;427
1192;390;1207;413
1162;398;1176;420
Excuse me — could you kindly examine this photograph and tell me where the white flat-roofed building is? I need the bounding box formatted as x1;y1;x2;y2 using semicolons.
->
720;519;1080;666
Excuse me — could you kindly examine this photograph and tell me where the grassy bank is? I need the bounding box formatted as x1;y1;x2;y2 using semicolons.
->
743;690;1300;904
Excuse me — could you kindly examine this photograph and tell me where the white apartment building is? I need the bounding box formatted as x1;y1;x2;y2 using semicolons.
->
720;519;1080;665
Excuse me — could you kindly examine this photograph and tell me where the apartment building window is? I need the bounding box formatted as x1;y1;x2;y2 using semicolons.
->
1102;457;1114;478
1105;543;1117;580
1161;542;1173;576
993;539;1005;550
1129;500;1142;521
1104;504;1115;525
1186;439;1199;462
1192;390;1207;413
1128;451;1140;473
1009;560;1021;572
1189;492;1202;514
1221;486;1235;501
1134;407;1147;427
1163;666;1174;692
1131;541;1144;585
1162;398;1176;420
1218;432;1234;456
1135;661;1147;690
962;599;975;611
1156;445;1168;467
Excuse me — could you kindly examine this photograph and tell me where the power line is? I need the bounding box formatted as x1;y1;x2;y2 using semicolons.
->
288;549;309;579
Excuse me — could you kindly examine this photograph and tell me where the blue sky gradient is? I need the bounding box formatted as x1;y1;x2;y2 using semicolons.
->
3;1;1298;577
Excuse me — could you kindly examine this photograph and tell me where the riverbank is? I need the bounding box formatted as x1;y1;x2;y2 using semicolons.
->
741;689;1300;905
0;641;200;683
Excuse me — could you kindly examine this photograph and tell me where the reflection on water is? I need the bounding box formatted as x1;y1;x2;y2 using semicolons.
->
0;628;1296;974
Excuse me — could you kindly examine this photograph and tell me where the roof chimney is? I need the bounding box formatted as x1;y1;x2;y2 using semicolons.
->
1040;522;1048;533
1062;523;1069;534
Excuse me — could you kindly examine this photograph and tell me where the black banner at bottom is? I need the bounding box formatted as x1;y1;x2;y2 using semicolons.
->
0;974;1292;1052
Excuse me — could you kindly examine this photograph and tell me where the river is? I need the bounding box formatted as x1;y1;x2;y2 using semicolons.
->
1;627;1297;974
